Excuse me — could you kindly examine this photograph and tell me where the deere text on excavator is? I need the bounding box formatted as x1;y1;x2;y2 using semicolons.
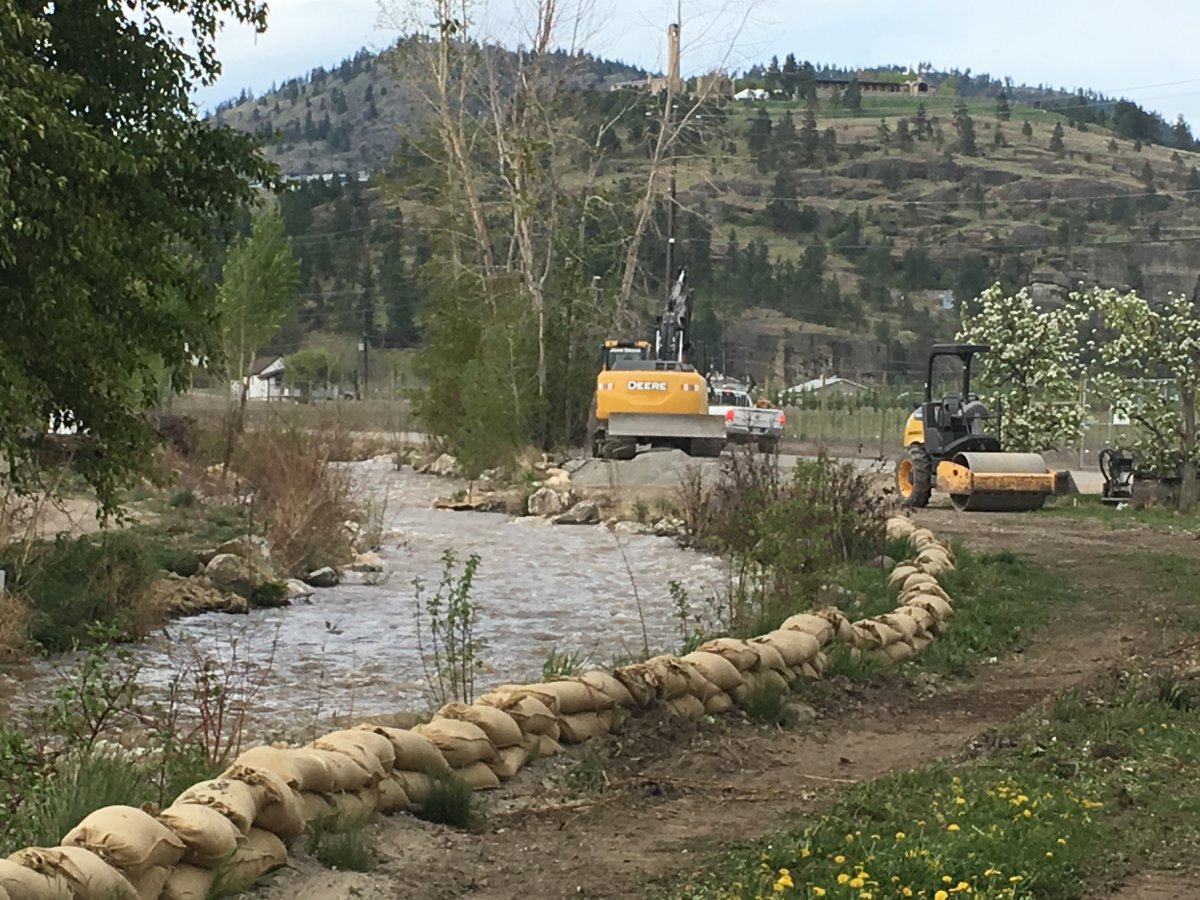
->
589;269;726;461
895;343;1058;512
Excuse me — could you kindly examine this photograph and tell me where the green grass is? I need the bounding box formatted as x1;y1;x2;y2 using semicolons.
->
414;771;482;830
1041;495;1200;533
743;681;792;727
670;674;1200;899
305;816;377;872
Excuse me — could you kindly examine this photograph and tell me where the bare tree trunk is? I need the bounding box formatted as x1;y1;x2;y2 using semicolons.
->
1181;387;1196;512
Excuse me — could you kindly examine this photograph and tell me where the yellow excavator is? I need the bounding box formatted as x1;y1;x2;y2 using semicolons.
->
895;343;1058;511
589;269;726;461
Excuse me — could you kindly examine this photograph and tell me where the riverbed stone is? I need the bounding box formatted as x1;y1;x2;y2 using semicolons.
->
203;552;276;598
553;499;601;526
214;534;274;570
306;566;339;588
346;551;384;572
146;574;244;617
286;579;314;602
426;453;459;476
612;519;652;536
527;487;567;517
339;570;389;586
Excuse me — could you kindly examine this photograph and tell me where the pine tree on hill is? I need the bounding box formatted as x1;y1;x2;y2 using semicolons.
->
1050;121;1066;154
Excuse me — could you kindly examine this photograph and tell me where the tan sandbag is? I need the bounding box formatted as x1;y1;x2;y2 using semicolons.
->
879;612;923;642
231;745;335;795
488;745;527;781
665;694;705;720
218;829;286;894
491;683;561;715
704;692;733;714
695;637;759;672
436;702;522;749
357;725;451;774
796;662;819;679
222;763;307;840
414;719;496;767
913;634;934;653
128;864;170;900
744;641;788;674
860;618;907;647
8;847;137;900
157;803;242;869
886;517;916;540
477;693;559;737
847;622;885;650
754;630;821;667
0;859;73;900
680;651;744;692
895;605;937;632
159;865;215;900
529;679;612;714
811;651;829;676
520;732;563;761
907;594;955;623
610;665;658;707
909;527;936;547
304;747;375;792
557;712;609;744
327;789;377;826
597;706;626;731
63;805;186;873
299;792;334;824
454;761;501;791
376;775;411;813
392;771;431;806
918;557;954;577
779;613;835;645
644;655;718;700
174;779;264;835
879;640;918;664
311;730;391;780
902;572;940;593
900;579;951;602
744;668;790;695
729;681;750;703
576;671;635;707
888;565;920;586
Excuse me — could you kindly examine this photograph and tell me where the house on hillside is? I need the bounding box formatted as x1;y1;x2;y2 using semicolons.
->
789;375;866;397
734;87;769;101
233;356;292;401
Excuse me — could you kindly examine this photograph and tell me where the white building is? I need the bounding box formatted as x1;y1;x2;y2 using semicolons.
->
232;356;293;401
733;87;769;101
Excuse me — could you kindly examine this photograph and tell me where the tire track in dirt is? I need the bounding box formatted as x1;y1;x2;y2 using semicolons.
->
261;511;1200;900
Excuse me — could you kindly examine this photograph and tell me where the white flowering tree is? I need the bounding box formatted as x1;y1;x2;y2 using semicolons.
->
957;285;1086;452
1075;288;1200;511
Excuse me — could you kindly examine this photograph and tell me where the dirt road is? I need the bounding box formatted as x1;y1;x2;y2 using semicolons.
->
257;509;1200;900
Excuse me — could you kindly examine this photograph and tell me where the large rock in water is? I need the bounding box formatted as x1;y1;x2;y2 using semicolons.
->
213;534;274;570
203;552;275;598
146;574;245;616
306;566;339;588
427;453;459;476
527;487;568;517
553;500;601;526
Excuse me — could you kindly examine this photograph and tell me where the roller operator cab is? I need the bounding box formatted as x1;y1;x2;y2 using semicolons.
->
589;340;724;461
896;343;1058;512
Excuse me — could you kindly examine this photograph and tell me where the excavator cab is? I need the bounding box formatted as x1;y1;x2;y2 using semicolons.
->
897;344;1058;512
600;341;651;371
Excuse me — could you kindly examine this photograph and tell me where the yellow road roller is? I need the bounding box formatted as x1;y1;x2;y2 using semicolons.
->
895;343;1058;512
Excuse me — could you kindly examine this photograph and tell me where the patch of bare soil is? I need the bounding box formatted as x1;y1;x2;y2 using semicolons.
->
258;510;1200;900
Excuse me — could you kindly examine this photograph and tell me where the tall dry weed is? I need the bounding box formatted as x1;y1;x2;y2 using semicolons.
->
0;592;30;660
232;426;357;576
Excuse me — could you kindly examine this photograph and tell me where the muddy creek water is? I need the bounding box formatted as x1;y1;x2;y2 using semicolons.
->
9;459;727;735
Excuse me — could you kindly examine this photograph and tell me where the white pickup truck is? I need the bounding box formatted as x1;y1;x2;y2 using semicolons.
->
708;386;786;453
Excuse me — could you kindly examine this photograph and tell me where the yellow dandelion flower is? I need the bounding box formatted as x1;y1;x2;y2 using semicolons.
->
834;855;846;864
845;833;855;843
1022;809;1033;819
895;831;906;840
902;889;914;898
954;796;967;805
935;892;949;900
983;868;1001;877
1009;875;1024;883
849;877;865;889
953;882;971;892
811;890;826;898
837;874;851;885
1057;838;1066;845
947;823;961;832
774;872;794;891
1046;852;1054;859
942;876;953;883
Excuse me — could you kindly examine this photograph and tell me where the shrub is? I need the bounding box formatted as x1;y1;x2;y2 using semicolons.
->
415;770;481;829
743;680;791;727
0;592;29;660
543;648;588;679
305;816;377;872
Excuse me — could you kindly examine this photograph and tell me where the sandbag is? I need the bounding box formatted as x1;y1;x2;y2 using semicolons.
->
796;662;819;680
8;847;138;900
754;630;821;667
311;730;392;780
299;792;334;824
878;611;923;642
918;557;954;577
520;732;563;760
888;565;920;586
729;681;750;704
174;779;264;835
357;725;451;774
128;864;170;900
665;694;705;720
157;803;242;869
645;655;719;701
392;771;432;807
847;622;885;651
63;805;186;873
895;605;937;632
576;671;635;707
327;790;377;827
909;528;936;548
455;761;501;791
695;637;759;672
304;747;375;792
477;694;559;737
901;572;940;594
218;829;286;894
159;865;215;900
886;517;916;540
704;692;733;715
415;719;496;767
745;668;790;695
913;634;934;653
610;665;658;707
491;684;561;715
488;745;527;781
680;651;744;692
779;613;835;645
879;640;918;664
231;745;335;795
223;763;307;840
744;641;788;674
0;859;73;900
436;703;522;749
598;706;626;732
376;775;411;813
907;594;955;623
528;679;611;714
556;712;609;744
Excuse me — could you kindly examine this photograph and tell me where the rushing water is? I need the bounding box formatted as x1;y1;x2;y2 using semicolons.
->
7;459;727;734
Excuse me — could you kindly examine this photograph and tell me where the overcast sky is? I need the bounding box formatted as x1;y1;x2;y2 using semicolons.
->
193;0;1200;128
